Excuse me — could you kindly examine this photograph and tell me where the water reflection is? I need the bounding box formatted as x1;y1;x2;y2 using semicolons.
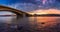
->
0;16;17;24
0;16;60;32
28;17;60;32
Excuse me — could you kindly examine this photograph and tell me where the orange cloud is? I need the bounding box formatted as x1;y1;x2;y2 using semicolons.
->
29;9;60;15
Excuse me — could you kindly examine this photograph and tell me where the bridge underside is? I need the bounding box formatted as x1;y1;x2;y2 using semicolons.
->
0;5;30;18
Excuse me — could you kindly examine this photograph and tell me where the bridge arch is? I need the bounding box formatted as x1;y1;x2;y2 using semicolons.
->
0;5;29;17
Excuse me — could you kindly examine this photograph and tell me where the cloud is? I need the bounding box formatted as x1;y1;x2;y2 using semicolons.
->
7;3;38;12
3;0;60;12
29;9;60;15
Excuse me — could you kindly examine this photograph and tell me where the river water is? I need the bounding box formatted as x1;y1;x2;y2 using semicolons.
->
0;16;60;32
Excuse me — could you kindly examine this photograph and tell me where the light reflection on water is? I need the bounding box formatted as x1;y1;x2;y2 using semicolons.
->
0;16;17;24
0;16;60;32
29;17;60;27
28;17;60;32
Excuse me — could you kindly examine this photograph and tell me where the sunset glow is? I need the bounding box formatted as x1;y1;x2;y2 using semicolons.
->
29;9;60;15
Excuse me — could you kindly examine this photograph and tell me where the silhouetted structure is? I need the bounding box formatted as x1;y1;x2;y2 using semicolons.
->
33;14;60;17
0;5;30;17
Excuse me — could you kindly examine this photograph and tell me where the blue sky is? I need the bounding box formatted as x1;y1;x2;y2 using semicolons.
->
0;0;60;12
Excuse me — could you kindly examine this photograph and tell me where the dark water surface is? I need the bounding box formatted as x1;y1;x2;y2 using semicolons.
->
0;16;60;32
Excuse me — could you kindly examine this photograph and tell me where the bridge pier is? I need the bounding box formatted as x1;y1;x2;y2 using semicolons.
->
23;14;26;17
17;14;27;19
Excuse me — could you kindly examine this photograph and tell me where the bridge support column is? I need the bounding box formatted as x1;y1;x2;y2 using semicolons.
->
17;14;23;19
23;14;26;17
17;13;27;19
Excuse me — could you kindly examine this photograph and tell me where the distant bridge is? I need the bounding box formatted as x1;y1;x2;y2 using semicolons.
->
0;5;30;17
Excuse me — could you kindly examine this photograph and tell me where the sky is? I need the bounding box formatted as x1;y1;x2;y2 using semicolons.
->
0;0;60;12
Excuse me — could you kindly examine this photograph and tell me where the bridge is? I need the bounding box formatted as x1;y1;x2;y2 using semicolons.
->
0;5;30;18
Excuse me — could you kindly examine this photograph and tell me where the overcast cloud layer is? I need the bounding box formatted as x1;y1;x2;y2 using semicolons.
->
0;0;60;12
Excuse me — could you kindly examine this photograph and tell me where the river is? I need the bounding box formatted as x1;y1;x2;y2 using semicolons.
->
0;16;60;32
